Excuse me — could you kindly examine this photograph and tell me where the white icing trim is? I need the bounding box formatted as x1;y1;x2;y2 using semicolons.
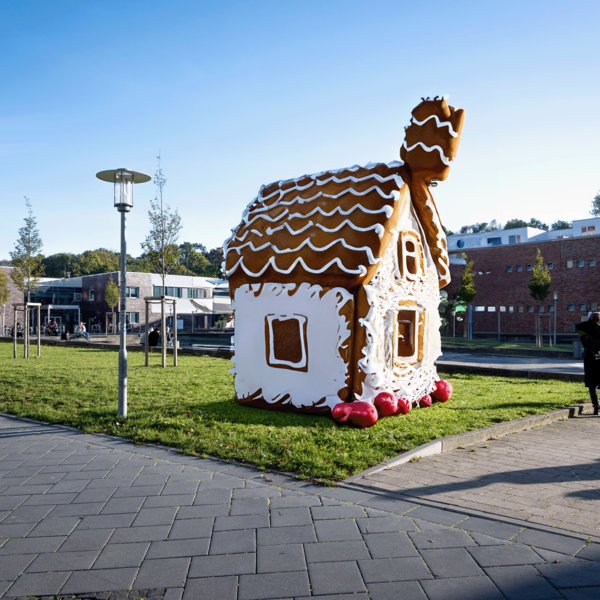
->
316;220;385;238
411;115;459;137
226;255;368;278
402;141;452;166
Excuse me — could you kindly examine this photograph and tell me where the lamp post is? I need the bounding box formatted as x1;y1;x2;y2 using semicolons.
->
96;168;150;417
553;290;558;347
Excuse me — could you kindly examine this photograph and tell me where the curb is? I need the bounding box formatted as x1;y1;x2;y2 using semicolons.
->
344;402;594;483
441;345;573;359
436;361;584;382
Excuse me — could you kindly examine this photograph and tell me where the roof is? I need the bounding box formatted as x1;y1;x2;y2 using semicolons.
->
225;161;406;291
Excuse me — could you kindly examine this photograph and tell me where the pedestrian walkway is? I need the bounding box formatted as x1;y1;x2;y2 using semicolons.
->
438;351;584;379
1;413;600;599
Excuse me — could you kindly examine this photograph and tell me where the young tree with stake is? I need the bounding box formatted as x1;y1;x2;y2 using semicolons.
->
104;278;120;334
456;260;476;339
0;270;10;335
529;249;552;345
141;156;182;366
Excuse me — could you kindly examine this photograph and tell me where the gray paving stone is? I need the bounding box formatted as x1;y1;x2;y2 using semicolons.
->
270;507;312;528
409;529;477;549
412;518;452;531
189;552;255;577
183;575;238;600
61;469;111;480
110;525;171;544
469;544;557;567
132;507;177;527
304;540;370;563
177;504;229;519
514;529;587;555
93;542;149;569
470;532;517;546
314;519;362;542
256;543;305;573
72;488;116;503
405;506;466;526
61;567;138;594
59;528;113;552
257;525;317;546
193;489;233;505
214;514;270;531
0;495;28;510
366;581;428;600
311;505;366;520
357;516;418;533
359;556;432;583
113;485;163;497
169;518;213;539
533;548;585;563
577;542;600;561
210;529;256;554
133;557;190;589
420;576;505;600
230;498;269;515
270;495;321;509
308;560;366;595
199;478;245;490
146;538;210;559
320;488;375;504
76;513;136;530
2;504;55;524
47;480;90;493
361;497;415;515
561;588;600;600
28;515;81;537
535;561;600;588
1;483;52;495
100;496;146;515
143;494;194;508
363;532;420;559
0;535;66;555
421;548;484;578
0;522;36;538
239;570;310;600
485;565;563;599
0;580;11;597
0;553;36;580
26;550;99;573
161;482;199;496
233;487;281;499
458;516;524;540
6;571;70;596
131;474;169;487
48;502;105;518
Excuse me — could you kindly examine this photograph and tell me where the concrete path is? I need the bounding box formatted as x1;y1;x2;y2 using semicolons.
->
1;415;600;599
438;351;584;378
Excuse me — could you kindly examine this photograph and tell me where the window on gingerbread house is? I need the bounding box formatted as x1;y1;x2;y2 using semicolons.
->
397;232;424;280
392;305;425;365
265;315;308;372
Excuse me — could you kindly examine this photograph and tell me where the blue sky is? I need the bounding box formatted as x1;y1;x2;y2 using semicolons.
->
1;0;599;259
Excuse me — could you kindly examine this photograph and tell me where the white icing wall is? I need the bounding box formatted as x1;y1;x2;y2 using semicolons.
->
232;283;353;410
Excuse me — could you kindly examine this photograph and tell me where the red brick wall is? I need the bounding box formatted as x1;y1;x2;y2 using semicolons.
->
446;236;600;335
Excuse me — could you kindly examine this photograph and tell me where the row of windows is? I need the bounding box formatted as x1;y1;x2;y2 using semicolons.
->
507;259;596;272
474;302;598;313
88;287;138;301
152;286;209;298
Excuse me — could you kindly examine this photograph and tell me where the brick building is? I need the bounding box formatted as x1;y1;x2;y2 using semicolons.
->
446;231;600;339
0;266;25;334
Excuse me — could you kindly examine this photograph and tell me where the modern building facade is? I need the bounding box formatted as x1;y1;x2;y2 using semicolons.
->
446;217;600;337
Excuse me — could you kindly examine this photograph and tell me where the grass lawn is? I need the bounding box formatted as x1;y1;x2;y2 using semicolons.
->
0;342;587;484
441;337;572;351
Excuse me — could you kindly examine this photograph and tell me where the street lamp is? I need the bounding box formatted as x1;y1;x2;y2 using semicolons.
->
553;290;559;347
96;168;151;417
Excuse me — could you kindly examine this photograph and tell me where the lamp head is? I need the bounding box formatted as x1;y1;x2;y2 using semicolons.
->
96;168;151;212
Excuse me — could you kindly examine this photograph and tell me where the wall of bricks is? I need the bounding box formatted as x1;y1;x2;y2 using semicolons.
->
445;236;600;335
0;266;26;332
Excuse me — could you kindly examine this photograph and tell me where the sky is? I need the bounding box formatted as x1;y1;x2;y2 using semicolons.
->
1;0;599;259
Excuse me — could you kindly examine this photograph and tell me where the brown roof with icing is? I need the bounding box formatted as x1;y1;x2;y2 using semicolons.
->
225;161;407;292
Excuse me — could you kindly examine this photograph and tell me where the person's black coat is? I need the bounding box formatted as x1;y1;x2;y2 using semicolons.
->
577;320;600;388
148;330;160;347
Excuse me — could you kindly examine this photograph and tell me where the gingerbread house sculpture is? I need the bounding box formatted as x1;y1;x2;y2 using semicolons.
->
224;97;465;414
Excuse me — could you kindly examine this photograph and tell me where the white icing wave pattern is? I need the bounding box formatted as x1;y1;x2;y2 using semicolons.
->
225;162;405;281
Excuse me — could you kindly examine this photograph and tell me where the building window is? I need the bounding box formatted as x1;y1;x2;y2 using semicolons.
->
125;287;139;298
89;290;95;301
392;307;426;365
592;303;598;311
579;304;586;311
548;305;555;312
518;305;525;313
538;305;544;312
153;286;163;296
566;260;573;268
475;306;485;312
527;306;534;313
398;232;424;280
568;304;575;312
487;237;502;246
547;262;553;269
165;287;181;298
506;266;513;273
590;259;596;267
487;306;496;312
578;260;584;268
508;235;520;244
508;306;514;313
73;293;82;302
526;264;532;271
265;314;308;371
118;312;140;324
583;226;596;236
516;265;522;272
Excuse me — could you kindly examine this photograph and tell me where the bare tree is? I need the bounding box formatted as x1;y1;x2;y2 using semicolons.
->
10;197;45;302
141;155;182;366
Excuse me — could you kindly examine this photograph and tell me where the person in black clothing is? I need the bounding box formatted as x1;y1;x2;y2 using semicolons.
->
148;326;160;347
576;312;600;415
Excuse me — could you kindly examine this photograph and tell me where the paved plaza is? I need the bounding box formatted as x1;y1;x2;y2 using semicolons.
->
1;414;600;599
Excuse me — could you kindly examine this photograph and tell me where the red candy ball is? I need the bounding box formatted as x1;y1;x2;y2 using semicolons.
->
419;394;432;408
432;379;453;402
396;396;411;415
374;392;399;417
332;401;378;428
